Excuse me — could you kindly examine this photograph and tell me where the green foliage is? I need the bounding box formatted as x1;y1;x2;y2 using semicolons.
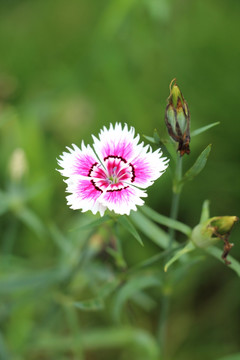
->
205;246;240;277
30;327;160;360
112;273;161;322
164;242;195;272
141;205;192;237
199;200;211;223
0;1;240;359
72;214;112;232
130;211;169;248
180;144;212;184
191;122;220;137
118;215;144;246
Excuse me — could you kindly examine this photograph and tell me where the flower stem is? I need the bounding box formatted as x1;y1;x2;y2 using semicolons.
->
168;155;182;248
158;154;183;358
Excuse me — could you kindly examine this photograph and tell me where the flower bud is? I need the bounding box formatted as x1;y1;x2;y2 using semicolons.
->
8;148;28;182
192;216;238;264
165;79;190;156
209;216;238;235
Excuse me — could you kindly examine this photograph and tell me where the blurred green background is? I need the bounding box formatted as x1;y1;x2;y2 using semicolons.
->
0;0;240;359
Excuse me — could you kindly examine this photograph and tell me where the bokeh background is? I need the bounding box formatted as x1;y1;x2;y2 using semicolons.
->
0;0;240;359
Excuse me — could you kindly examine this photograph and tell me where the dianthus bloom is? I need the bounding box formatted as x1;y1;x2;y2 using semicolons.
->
57;123;169;216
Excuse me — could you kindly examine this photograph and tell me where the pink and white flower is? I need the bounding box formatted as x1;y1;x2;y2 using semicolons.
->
57;123;169;216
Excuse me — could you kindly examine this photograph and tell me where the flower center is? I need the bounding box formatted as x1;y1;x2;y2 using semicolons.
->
88;155;135;192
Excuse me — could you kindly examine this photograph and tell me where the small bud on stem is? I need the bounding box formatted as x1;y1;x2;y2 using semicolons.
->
165;79;190;156
192;216;239;265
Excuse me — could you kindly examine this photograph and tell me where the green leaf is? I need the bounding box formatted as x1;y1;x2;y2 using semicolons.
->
16;207;46;239
191;122;220;137
0;267;68;294
130;211;169;248
153;128;161;144
164;242;195;272
143;134;175;161
106;247;127;268
131;291;157;311
71;215;111;232
143;135;156;144
141;205;192;237
200;200;210;223
204;246;240;277
118;215;144;246
127;245;185;274
112;274;161;321
143;130;176;161
143;130;163;146
30;327;160;359
181;144;212;184
74;298;104;311
73;279;120;312
49;223;72;254
97;279;121;298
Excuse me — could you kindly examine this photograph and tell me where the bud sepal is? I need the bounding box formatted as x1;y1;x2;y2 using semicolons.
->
192;216;239;265
165;79;190;156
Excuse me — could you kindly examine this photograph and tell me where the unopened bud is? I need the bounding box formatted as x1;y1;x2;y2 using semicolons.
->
192;216;238;265
8;148;28;182
165;79;190;156
209;216;238;235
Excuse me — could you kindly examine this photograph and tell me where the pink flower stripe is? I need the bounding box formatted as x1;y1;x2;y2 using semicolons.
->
57;123;169;216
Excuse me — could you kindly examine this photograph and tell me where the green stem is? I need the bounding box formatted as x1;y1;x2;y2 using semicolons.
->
168;156;182;249
158;294;170;358
158;154;183;358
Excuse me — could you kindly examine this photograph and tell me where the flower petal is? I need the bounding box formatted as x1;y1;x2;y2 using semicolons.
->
98;185;147;216
130;146;169;188
92;123;140;163
57;123;169;216
57;142;99;178
65;176;107;216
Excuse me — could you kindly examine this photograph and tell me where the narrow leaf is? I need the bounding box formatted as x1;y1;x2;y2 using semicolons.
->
131;291;157;311
191;122;220;137
30;327;160;358
141;205;192;237
164;242;195;272
130;211;169;249
106;247;127;268
153;128;161;144
143;134;175;161
73;279;120;312
200;200;210;223
71;215;111;232
205;246;240;277
127;245;185;274
112;274;161;321
74;298;104;311
49;223;72;253
97;279;121;299
0;268;68;294
16;207;46;239
181;144;212;183
118;215;144;246
143;135;156;144
143;130;163;146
